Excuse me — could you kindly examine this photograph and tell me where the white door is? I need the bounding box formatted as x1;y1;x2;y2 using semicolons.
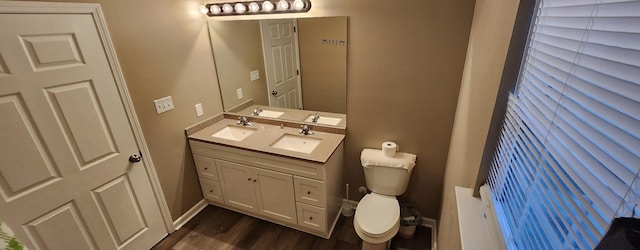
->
260;19;303;109
0;11;166;250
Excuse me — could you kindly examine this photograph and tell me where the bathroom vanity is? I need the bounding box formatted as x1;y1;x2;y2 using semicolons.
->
190;15;348;238
186;113;344;238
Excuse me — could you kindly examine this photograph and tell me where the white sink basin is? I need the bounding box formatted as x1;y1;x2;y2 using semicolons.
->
305;115;342;126
270;134;322;154
258;110;284;118
211;125;256;141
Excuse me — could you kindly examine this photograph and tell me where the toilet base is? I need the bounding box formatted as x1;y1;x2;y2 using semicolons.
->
361;240;390;250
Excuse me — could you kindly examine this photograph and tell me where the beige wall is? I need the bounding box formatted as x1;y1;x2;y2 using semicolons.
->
298;16;347;114
210;20;269;110
329;1;475;219
18;0;476;224
437;0;520;249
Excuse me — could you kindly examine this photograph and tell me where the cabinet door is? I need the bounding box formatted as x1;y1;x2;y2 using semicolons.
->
216;160;258;213
198;178;223;204
253;168;297;224
293;176;326;207
296;203;327;232
193;155;219;180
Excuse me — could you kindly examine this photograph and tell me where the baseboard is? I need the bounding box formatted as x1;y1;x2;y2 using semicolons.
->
421;217;437;250
172;199;208;231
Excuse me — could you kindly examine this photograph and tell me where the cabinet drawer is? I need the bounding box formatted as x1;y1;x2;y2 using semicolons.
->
296;203;326;232
294;176;326;207
194;155;219;181
199;178;223;203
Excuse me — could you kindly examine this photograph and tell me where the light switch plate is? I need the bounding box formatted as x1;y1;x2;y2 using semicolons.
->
250;70;260;81
236;88;243;99
154;96;174;114
195;103;203;117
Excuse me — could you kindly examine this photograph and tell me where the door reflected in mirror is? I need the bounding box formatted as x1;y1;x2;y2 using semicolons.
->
208;16;347;120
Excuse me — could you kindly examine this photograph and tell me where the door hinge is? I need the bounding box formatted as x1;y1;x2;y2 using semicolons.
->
294;26;297;33
296;69;300;75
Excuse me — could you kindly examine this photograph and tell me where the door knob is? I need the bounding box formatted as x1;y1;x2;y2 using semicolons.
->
129;154;142;163
271;90;278;96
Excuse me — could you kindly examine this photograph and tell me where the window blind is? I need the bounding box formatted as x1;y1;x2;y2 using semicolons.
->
487;0;640;249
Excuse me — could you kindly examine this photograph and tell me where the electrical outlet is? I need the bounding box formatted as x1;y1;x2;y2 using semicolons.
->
236;88;243;99
195;103;203;117
154;96;174;114
250;69;260;81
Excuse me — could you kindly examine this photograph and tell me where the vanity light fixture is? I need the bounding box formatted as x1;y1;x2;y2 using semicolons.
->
262;1;274;12
202;0;311;16
200;6;209;14
222;3;234;13
248;2;260;13
234;3;247;13
276;0;289;11
209;4;222;15
292;0;305;10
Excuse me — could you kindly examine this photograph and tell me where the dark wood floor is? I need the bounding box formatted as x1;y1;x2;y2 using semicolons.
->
152;205;431;250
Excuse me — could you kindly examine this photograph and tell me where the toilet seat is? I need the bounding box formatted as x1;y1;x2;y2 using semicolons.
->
353;193;400;243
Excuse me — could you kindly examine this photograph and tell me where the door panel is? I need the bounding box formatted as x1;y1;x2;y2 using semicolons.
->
92;176;146;246
0;95;60;199
25;202;96;250
0;12;166;249
253;167;296;224
46;81;116;165
20;33;85;71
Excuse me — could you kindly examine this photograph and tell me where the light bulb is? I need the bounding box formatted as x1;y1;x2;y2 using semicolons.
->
222;3;234;13
248;2;260;13
276;0;289;11
292;0;305;10
262;1;274;12
234;3;246;13
200;6;209;14
209;5;221;15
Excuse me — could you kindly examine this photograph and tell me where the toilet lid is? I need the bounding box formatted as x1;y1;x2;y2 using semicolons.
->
355;193;399;236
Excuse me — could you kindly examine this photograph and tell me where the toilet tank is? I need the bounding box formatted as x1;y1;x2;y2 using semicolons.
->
363;164;413;196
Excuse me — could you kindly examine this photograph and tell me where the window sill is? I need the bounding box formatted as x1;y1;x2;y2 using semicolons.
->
455;186;503;250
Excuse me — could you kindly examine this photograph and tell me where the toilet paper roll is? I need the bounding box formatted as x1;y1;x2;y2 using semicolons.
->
382;141;398;157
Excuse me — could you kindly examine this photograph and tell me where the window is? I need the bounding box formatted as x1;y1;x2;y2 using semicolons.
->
487;0;640;249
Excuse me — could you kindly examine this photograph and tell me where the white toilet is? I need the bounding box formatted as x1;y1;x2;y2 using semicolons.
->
354;148;416;250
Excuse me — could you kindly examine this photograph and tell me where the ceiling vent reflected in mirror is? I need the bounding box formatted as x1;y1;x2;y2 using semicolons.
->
201;0;311;16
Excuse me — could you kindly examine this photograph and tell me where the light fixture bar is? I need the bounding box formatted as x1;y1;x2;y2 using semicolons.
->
203;0;311;16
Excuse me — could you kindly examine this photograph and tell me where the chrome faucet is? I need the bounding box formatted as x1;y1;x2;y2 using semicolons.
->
300;124;314;135
237;116;252;126
311;113;320;123
252;107;263;116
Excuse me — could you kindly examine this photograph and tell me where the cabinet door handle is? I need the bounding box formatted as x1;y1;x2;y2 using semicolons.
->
209;189;214;193
253;179;257;183
307;191;311;195
204;167;208;170
248;178;252;181
309;217;313;221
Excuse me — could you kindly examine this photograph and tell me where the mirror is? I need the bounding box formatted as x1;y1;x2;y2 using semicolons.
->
208;17;347;123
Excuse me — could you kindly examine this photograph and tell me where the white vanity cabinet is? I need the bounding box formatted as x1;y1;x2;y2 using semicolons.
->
216;159;297;224
189;139;344;239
